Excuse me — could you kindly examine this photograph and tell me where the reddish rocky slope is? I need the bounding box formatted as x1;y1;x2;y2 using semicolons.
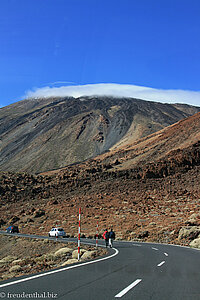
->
0;112;200;247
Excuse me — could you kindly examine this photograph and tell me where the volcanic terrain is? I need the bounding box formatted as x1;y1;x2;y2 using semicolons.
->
0;101;200;247
1;96;199;173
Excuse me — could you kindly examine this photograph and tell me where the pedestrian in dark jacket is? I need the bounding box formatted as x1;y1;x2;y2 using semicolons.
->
109;229;115;248
103;229;109;247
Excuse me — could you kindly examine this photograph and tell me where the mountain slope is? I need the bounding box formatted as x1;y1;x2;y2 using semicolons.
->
0;96;199;173
96;111;200;172
0;112;200;246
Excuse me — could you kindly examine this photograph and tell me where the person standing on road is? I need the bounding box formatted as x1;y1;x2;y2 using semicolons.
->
109;229;115;248
103;229;109;247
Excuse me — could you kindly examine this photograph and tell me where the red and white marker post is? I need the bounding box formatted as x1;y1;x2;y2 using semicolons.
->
55;221;58;241
96;221;99;248
78;208;81;261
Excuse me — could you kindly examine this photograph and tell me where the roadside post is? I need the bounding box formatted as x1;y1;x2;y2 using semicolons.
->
96;221;99;248
55;221;58;241
78;208;81;261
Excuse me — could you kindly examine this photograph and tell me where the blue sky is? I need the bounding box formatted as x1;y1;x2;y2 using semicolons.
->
1;0;200;107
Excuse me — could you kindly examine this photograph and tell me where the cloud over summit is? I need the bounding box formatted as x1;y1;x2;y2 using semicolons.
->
25;83;200;107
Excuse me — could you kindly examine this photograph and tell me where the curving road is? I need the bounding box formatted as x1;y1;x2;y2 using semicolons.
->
0;232;200;299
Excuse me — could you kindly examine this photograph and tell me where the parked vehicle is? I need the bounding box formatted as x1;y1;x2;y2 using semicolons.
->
6;225;19;233
48;227;66;238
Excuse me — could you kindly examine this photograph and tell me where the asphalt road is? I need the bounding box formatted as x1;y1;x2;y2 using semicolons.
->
0;232;200;300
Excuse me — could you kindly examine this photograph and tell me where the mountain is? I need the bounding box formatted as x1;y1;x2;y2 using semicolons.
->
1;112;200;245
0;111;200;246
0;96;200;173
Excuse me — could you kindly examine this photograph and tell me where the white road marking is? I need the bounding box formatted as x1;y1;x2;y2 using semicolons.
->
157;261;165;267
152;247;158;251
0;248;119;288
132;244;142;247
115;279;142;298
164;252;169;257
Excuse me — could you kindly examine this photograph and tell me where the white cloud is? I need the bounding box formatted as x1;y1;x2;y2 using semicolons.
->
25;83;200;107
46;81;77;86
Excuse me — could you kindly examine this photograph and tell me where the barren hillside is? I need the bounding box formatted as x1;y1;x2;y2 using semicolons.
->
1;96;199;173
95;111;200;171
0;112;200;247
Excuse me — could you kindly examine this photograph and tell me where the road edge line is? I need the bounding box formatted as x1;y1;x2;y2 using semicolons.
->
0;248;119;288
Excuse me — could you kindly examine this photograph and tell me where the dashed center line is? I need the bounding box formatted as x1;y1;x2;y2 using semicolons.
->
164;252;169;257
157;261;165;267
115;279;142;298
152;247;159;251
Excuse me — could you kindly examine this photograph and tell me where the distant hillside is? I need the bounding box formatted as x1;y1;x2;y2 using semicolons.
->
0;96;199;173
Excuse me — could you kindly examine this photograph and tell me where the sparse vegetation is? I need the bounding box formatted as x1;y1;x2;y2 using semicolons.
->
0;236;107;281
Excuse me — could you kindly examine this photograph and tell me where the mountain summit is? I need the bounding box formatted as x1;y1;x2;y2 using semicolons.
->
0;96;199;173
